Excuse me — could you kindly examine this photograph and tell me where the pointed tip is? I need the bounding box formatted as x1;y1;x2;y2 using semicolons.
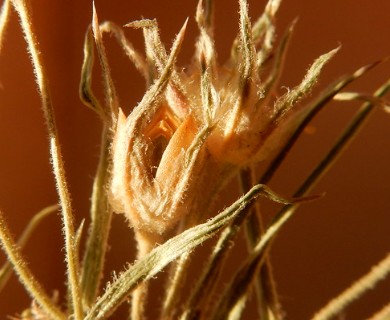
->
351;57;387;79
289;17;299;31
176;18;189;44
196;0;213;29
183;17;189;30
239;0;249;19
167;19;188;62
196;0;204;23
265;0;282;17
91;1;100;37
92;1;97;20
322;45;341;62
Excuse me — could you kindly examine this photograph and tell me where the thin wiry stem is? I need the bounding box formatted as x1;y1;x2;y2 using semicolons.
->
312;253;390;320
179;199;252;319
85;185;283;320
179;169;289;320
289;77;390;200
240;169;282;320
162;251;191;319
260;18;296;100
99;21;148;80
210;77;390;320
126;18;188;98
0;210;65;320
9;1;82;318
240;169;267;315
369;301;390;320
0;205;58;293
334;91;390;111
260;59;384;185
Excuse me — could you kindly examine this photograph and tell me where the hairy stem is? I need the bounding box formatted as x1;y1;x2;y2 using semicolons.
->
210;77;390;319
85;185;274;319
81;127;112;307
0;205;58;293
10;0;82;318
240;168;282;320
0;210;66;320
312;253;390;320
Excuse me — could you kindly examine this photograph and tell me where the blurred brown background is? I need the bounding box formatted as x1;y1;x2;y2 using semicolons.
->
0;0;389;318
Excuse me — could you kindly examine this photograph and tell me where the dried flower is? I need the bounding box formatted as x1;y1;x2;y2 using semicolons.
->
109;0;337;253
1;0;389;319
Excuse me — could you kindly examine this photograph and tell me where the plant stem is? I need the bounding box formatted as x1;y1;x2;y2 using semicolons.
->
369;301;390;320
10;0;83;318
85;185;269;319
210;77;390;320
81;127;113;307
312;253;390;320
240;168;282;320
0;210;66;320
0;205;58;293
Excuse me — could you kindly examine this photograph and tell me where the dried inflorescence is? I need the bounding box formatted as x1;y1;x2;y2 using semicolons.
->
1;0;389;319
108;0;337;253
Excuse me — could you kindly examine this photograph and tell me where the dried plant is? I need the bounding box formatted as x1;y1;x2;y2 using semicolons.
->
0;0;389;319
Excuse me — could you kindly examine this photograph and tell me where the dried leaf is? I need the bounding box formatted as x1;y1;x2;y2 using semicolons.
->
85;185;289;319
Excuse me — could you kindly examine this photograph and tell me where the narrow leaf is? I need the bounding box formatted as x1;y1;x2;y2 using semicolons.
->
260;19;296;99
238;0;256;85
334;92;390;112
85;185;287;319
261;58;386;184
100;21;148;80
252;0;282;47
126;18;187;98
273;47;340;118
92;2;119;122
79;26;105;119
